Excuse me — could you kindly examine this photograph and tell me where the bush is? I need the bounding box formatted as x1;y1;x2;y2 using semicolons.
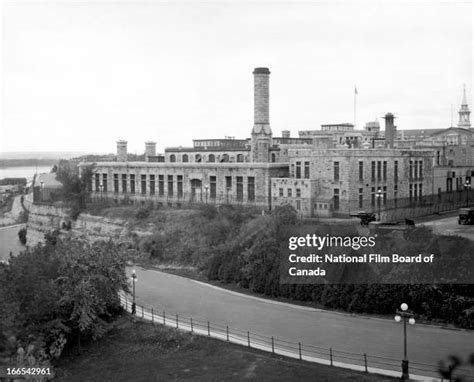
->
18;228;27;245
135;207;151;219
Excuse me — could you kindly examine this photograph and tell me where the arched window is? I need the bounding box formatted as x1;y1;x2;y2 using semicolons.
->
237;154;244;162
195;154;202;163
170;154;176;163
220;154;229;162
208;154;215;162
182;154;188;162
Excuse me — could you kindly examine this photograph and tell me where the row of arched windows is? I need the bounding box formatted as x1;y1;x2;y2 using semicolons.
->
169;153;246;163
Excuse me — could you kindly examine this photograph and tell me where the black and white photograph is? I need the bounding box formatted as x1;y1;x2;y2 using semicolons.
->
0;0;473;381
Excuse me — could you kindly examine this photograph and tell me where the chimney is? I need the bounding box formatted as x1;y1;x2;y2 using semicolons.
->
116;140;128;161
282;130;291;139
145;141;156;162
383;113;396;148
253;67;271;129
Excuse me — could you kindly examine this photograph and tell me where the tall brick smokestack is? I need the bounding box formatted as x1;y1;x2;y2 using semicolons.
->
251;68;272;162
253;67;270;129
116;140;128;162
384;113;396;149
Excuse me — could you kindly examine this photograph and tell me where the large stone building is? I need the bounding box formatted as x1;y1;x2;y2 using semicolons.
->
80;68;473;219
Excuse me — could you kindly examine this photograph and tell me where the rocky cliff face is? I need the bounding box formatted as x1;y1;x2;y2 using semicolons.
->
26;204;139;246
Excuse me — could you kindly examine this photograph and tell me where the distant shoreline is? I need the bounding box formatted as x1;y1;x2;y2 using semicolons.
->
0;159;58;168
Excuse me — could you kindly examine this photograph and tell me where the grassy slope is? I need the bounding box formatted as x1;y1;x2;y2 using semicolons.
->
55;316;396;382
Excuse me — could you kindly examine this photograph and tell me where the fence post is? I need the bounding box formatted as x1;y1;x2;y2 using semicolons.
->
207;321;210;336
247;331;250;348
151;308;154;325
364;353;368;373
141;305;144;319
299;342;302;360
226;326;229;342
163;311;166;325
176;314;178;328
330;348;333;366
271;337;274;354
191;318;193;333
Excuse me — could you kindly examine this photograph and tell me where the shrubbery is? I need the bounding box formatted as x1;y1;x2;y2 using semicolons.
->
146;204;474;329
0;238;128;366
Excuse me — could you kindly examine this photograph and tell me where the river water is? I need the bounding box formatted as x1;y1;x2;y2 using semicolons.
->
0;166;53;181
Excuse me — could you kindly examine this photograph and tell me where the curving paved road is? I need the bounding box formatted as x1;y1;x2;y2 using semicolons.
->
0;224;26;261
130;267;474;378
422;215;474;241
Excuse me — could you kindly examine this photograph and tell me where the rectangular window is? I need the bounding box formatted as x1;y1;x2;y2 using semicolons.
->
296;188;301;197
358;188;363;208
359;162;363;182
158;175;164;196
226;176;232;191
377;161;381;181
122;174;127;193
394;161;398;182
279;188;284;197
409;160;413;180
414;183;418;201
287;188;292;197
247;177;255;202
409;184;413;202
383;186;387;205
414;160;418;179
419;183;423;199
102;174;107;192
334;188;340;210
95;173;100;191
167;175;173;197
304;161;310;179
130;175;135;194
371;161;376;181
114;174;119;193
334;161;340;181
383;161;387;181
210;176;217;199
150;175;155;195
141;175;146;195
296;161;301;179
394;184;398;206
236;176;243;201
371;187;375;206
419;161;423;180
177;175;183;198
296;200;301;210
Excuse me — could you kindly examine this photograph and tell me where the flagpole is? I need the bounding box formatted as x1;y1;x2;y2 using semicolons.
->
354;86;357;128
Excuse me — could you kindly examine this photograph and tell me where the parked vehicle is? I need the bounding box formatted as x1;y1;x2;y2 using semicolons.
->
458;207;474;225
350;211;376;226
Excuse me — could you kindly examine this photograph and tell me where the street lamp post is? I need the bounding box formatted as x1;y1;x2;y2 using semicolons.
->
394;303;416;380
464;180;471;207
205;185;209;204
376;187;383;221
131;269;137;315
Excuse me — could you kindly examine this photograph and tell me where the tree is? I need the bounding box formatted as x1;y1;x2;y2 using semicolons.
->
1;237;128;362
55;160;94;219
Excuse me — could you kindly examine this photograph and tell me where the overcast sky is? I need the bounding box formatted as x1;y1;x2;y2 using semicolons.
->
0;0;472;155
